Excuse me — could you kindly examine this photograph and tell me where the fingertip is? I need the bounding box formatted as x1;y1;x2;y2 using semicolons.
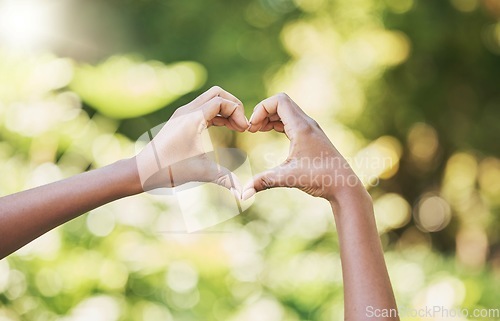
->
248;112;255;124
248;122;263;133
245;117;251;131
233;105;250;131
236;119;249;132
241;188;256;201
242;180;255;192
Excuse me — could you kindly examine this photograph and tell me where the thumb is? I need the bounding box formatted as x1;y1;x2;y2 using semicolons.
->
241;165;290;201
210;164;243;199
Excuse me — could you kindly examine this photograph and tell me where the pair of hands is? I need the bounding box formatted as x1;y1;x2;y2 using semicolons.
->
135;86;361;205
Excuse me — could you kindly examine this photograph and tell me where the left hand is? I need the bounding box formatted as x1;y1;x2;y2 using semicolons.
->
135;86;249;195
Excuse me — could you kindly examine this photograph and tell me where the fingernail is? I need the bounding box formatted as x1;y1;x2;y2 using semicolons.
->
246;115;253;131
241;188;256;201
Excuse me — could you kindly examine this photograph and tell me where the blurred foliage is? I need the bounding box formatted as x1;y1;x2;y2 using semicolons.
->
1;0;500;320
71;57;207;118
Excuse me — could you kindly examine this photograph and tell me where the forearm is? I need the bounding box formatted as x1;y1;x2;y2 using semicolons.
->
0;157;142;259
331;186;399;321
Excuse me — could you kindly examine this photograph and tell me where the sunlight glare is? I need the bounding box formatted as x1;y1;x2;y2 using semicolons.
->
0;0;55;50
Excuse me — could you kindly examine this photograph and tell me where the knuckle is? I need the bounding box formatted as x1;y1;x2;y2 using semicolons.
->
210;85;223;93
259;175;274;190
295;121;316;135
172;107;183;116
212;96;224;104
276;92;290;101
308;117;321;129
296;117;320;133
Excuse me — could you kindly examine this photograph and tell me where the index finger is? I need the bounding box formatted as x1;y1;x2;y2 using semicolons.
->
248;93;304;133
193;86;244;107
202;97;249;131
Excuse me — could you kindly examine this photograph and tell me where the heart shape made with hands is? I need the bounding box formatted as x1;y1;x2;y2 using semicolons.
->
134;86;357;232
136;86;351;211
214;91;346;203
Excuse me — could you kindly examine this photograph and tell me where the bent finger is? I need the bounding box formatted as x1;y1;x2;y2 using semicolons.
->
259;120;284;133
248;93;303;133
241;164;291;200
208;116;240;131
193;85;243;108
202;97;248;131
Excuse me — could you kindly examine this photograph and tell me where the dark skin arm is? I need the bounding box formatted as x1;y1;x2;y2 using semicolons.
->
0;89;399;321
0;158;141;258
244;93;399;321
0;86;248;259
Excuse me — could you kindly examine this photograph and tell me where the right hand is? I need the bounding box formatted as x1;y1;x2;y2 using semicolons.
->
242;93;365;205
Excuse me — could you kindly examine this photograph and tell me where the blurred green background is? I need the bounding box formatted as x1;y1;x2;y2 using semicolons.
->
1;0;500;320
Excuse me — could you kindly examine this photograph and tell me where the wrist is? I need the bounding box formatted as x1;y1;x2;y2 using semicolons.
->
112;157;143;196
328;184;373;218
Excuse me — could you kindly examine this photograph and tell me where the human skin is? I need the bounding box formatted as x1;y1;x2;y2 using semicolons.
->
245;93;399;320
0;88;399;320
0;86;247;258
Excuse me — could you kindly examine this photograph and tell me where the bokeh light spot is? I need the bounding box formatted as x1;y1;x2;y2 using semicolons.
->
166;261;199;293
374;193;411;233
415;195;452;232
